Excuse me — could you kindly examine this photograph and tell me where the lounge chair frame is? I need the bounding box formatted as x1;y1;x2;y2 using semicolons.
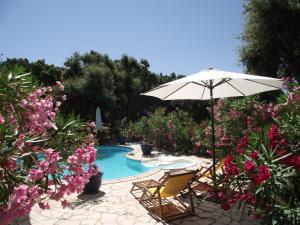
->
130;169;197;221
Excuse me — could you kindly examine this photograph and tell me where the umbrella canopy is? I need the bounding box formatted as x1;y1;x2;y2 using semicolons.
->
142;68;283;190
96;107;102;130
142;68;283;100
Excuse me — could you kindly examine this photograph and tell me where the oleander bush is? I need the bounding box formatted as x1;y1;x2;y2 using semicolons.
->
0;68;98;224
123;108;200;154
215;81;300;225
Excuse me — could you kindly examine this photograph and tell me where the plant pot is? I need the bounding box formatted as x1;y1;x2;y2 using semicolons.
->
141;144;153;156
117;136;126;145
83;171;104;194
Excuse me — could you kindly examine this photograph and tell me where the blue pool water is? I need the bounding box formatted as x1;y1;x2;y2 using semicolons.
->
95;146;151;180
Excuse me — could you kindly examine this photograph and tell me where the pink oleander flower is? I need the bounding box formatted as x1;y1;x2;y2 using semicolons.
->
221;203;230;211
231;164;240;175
61;199;68;208
56;81;64;91
11;185;28;204
28;169;44;181
3;159;16;171
38;201;50;210
236;134;248;154
0;113;4;124
218;192;225;200
250;151;259;160
244;160;255;173
44;149;61;163
15;134;25;149
206;150;213;156
67;155;78;164
28;185;40;200
39;160;49;171
194;142;201;150
61;95;67;101
258;165;271;182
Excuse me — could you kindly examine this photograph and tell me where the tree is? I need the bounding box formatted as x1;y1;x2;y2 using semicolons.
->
240;0;300;80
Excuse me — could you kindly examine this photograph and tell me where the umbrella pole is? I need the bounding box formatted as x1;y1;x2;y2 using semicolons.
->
209;84;217;192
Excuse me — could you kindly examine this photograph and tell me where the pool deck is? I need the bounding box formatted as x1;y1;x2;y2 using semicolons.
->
12;144;259;225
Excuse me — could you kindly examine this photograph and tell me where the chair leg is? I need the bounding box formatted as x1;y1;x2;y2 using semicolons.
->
157;192;163;219
189;188;195;215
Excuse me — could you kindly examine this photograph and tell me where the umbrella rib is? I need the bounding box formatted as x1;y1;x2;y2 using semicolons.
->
162;82;191;100
191;81;207;88
244;79;282;89
200;84;206;100
225;80;246;96
213;78;231;88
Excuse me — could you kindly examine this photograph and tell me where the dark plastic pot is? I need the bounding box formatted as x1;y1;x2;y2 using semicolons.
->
83;171;104;194
141;144;153;156
117;136;126;145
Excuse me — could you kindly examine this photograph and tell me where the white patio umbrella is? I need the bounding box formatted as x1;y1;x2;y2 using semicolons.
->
96;107;102;131
141;68;283;189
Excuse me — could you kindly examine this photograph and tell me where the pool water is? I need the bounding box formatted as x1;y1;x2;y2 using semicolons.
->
95;146;151;180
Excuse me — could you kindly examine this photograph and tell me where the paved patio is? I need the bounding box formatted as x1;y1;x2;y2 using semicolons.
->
12;145;260;225
12;170;259;225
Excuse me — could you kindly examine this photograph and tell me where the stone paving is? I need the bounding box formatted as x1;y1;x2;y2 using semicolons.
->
12;145;260;225
12;171;259;225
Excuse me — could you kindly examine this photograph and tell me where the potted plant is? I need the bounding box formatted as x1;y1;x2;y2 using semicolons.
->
140;138;153;156
83;167;104;194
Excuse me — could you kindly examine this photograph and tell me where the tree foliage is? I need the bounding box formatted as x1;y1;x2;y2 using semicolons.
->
240;0;300;80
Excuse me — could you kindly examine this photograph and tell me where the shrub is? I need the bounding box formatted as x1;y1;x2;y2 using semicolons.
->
215;83;300;225
123;108;199;154
0;69;98;224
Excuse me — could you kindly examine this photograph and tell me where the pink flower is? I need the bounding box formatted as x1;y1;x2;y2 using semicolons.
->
221;203;230;210
3;159;16;171
11;185;28;204
224;155;232;175
56;81;64;91
218;192;225;200
231;164;239;175
44;149;61;163
28;169;44;181
39;160;49;171
258;165;271;181
38;201;50;209
61;199;68;208
206;150;213;156
194;142;201;150
244;160;255;173
236;134;248;154
28;185;40;200
62;95;67;101
0;113;4;124
250;151;258;160
67;155;78;164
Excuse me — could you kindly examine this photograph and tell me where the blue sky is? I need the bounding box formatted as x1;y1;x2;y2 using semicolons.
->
0;0;244;75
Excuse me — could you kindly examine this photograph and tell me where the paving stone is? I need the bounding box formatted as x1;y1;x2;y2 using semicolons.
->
198;218;215;225
229;221;241;225
55;220;81;225
101;213;118;223
80;218;98;225
218;216;232;224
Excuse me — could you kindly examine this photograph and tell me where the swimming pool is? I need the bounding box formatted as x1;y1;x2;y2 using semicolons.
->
95;146;151;180
96;146;196;180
